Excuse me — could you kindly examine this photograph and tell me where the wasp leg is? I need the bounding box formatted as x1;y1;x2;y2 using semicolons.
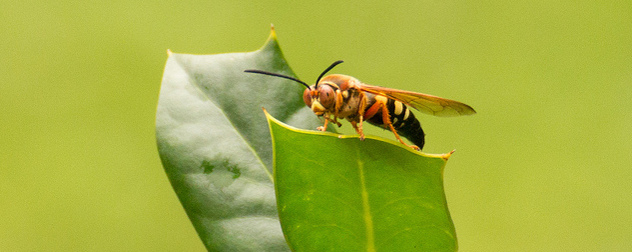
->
317;114;342;131
380;102;420;151
331;116;342;127
353;91;368;141
351;121;365;141
317;117;330;131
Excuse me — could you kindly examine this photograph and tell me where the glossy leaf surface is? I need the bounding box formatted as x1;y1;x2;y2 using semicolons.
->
155;29;320;251
268;113;458;251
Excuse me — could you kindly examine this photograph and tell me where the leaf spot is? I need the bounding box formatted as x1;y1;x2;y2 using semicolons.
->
200;159;241;179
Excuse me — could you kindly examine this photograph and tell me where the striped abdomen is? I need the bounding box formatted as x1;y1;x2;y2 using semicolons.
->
364;94;426;150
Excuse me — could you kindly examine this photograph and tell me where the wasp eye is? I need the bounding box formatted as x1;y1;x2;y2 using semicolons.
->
318;85;335;109
302;88;312;108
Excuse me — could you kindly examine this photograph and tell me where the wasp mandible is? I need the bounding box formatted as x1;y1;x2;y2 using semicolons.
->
245;60;476;151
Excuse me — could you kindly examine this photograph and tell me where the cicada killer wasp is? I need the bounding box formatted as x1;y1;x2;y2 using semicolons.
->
245;60;476;151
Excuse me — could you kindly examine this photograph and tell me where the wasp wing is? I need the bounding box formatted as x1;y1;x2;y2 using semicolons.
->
359;83;476;117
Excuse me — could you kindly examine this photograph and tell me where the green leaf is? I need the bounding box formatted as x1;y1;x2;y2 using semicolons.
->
267;112;458;252
155;29;321;251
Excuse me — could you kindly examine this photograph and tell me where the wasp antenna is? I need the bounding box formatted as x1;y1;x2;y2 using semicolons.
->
244;69;311;90
315;60;344;87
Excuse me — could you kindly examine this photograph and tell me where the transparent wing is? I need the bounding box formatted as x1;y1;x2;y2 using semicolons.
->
359;83;476;117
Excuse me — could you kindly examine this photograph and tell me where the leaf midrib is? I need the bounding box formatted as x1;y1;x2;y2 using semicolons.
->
356;151;376;252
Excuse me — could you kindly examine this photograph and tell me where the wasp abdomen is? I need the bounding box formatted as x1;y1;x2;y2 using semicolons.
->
365;96;426;149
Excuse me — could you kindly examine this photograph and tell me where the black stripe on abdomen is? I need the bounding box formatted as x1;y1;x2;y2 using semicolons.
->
366;99;426;150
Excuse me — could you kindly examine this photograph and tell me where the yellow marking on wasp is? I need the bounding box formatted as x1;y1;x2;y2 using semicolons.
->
403;108;410;120
374;95;388;104
342;90;349;98
311;101;326;112
357;157;376;252
394;101;403;115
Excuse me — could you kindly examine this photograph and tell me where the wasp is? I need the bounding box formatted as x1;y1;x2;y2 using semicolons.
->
245;60;476;151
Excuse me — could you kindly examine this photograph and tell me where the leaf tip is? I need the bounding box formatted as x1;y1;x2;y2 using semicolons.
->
166;49;173;56
269;24;277;40
441;149;456;161
257;24;282;53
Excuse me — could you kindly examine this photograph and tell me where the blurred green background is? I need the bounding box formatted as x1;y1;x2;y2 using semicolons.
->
2;1;630;251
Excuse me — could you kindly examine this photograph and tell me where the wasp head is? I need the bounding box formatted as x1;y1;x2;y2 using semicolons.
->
244;60;344;116
303;84;335;115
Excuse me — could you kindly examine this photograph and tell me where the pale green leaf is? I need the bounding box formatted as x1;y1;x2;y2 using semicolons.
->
155;29;320;251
